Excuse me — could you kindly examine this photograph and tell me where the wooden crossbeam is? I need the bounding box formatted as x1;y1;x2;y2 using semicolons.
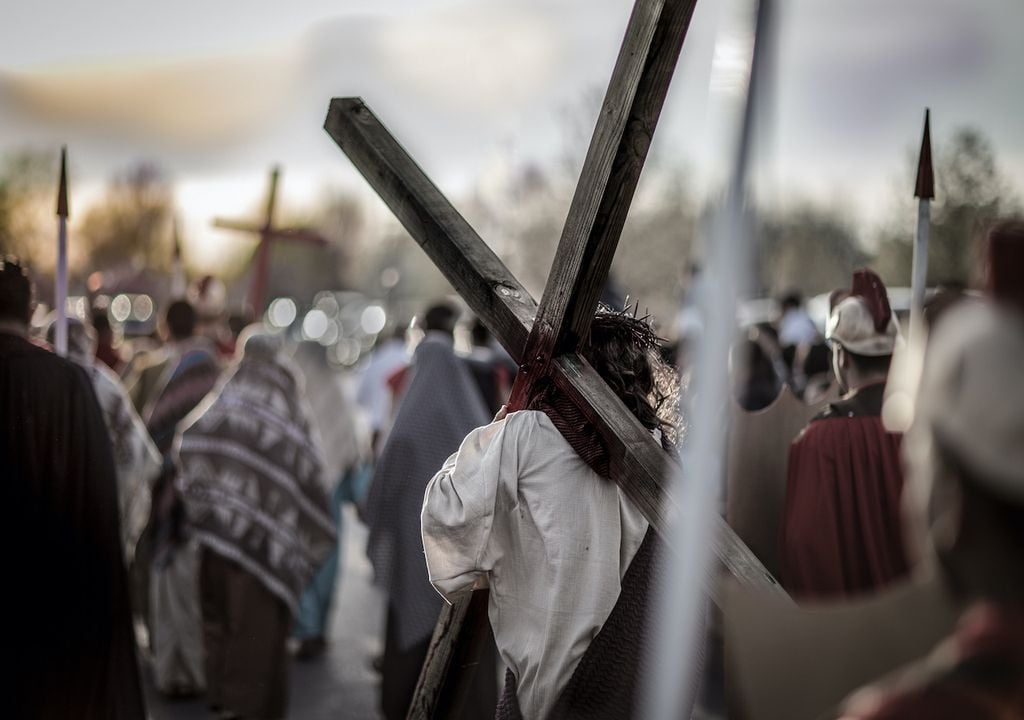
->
325;98;537;359
324;1;787;715
324;101;786;720
211;166;327;316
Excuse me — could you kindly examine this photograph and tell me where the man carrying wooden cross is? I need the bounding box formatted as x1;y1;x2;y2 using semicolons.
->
422;309;681;719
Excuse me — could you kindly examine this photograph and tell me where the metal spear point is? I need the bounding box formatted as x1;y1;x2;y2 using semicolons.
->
881;109;936;433
54;145;70;357
910;109;934;342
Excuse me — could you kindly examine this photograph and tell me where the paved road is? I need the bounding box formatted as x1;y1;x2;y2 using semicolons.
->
146;506;385;719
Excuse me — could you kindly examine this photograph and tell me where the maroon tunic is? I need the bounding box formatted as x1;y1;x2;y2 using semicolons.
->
779;382;909;600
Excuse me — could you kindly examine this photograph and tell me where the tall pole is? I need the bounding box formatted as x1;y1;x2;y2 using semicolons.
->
55;146;70;357
646;1;772;718
171;214;188;299
910;109;934;342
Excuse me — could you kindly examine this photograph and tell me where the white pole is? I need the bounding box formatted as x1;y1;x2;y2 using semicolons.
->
645;1;771;717
56;217;68;356
55;146;69;357
909;198;930;340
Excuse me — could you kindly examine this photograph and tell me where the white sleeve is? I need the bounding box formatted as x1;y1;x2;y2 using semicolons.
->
421;416;512;601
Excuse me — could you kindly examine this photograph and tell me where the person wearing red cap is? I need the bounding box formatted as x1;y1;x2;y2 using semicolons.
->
779;268;910;600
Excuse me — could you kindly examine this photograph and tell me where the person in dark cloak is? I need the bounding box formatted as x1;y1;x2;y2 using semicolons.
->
1;256;146;719
365;301;497;720
779;268;909;600
92;306;125;373
731;332;782;411
464;317;515;415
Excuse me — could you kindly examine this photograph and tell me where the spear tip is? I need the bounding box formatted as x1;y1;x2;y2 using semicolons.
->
914;109;935;200
56;145;69;218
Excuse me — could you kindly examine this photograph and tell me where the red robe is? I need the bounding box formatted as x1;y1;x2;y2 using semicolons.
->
779;382;909;600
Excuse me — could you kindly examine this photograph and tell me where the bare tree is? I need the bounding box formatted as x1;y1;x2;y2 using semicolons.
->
0;150;54;266
759;206;868;297
77;163;174;271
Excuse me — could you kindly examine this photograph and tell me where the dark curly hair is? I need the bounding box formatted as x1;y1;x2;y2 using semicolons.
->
524;308;678;424
579;308;676;435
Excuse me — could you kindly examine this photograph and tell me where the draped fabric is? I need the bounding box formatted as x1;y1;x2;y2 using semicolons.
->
496;528;704;720
140;337;221;694
366;333;490;651
780;382;909;599
2;332;145;719
61;324;162;561
291;340;369;485
177;349;336;614
89;363;162;558
144;337;221;456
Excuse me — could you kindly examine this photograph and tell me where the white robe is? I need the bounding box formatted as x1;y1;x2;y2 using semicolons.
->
421;410;648;720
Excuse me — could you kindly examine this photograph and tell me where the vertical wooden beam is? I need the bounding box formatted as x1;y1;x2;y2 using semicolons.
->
519;0;699;387
407;590;492;720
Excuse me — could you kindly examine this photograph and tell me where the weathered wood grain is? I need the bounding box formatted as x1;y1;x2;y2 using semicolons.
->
407;589;492;720
552;354;788;600
321;2;789;714
325;98;538;362
523;0;699;372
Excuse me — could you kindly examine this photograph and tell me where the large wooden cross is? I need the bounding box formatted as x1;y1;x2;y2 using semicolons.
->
212;166;327;316
325;0;787;716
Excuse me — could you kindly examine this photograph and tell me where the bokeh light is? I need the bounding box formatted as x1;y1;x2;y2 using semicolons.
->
267;298;297;328
111;294;131;322
133;294;154;322
360;305;387;335
302;309;329;340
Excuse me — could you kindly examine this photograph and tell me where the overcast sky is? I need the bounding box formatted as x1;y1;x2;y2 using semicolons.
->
2;0;1021;267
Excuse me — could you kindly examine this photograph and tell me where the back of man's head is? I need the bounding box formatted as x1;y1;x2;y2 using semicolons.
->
91;308;112;336
781;292;802;312
165;299;197;341
470;318;491;348
0;257;33;326
581;310;668;432
422;302;459;337
845;349;892;378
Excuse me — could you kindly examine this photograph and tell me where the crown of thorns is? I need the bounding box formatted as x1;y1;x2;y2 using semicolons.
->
586;302;665;352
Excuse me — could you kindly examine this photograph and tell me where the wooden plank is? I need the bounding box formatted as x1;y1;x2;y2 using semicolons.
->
526;0;699;364
212;218;265;233
551;354;788;599
407;589;492;720
324;98;537;362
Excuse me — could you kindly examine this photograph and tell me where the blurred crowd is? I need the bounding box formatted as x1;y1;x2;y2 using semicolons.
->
4;216;1024;720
